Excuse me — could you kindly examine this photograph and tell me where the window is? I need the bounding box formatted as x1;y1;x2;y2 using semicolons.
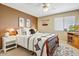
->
54;16;76;31
64;16;75;30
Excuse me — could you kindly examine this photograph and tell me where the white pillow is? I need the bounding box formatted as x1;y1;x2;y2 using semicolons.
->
17;28;22;35
24;28;31;36
17;27;31;36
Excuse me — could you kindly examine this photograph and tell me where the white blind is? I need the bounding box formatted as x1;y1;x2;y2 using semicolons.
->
54;16;75;31
54;17;64;31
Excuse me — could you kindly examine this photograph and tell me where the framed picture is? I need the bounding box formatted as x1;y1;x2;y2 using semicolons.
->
26;19;31;28
18;17;25;27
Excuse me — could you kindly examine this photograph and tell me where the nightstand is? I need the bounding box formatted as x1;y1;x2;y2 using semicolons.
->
2;36;17;53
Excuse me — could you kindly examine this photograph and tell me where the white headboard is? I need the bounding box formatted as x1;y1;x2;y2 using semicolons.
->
17;27;31;36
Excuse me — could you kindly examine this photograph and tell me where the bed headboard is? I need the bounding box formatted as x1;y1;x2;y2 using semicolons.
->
17;27;31;36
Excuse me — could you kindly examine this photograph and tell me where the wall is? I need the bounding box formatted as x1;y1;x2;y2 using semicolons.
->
0;4;38;48
38;10;79;42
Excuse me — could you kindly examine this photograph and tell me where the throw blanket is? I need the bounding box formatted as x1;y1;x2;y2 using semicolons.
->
28;32;57;56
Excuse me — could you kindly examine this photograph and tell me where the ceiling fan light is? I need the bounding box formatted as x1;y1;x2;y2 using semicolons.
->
42;3;50;7
46;3;50;7
43;7;48;12
42;3;50;12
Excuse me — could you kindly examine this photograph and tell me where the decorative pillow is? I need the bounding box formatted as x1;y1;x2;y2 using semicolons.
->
29;29;36;34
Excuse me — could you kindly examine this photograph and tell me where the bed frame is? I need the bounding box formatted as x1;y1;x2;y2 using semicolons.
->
41;35;59;56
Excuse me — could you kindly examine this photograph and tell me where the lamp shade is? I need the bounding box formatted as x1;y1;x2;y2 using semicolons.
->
6;28;18;36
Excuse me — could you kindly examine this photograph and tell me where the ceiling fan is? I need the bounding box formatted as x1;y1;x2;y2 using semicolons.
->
42;3;50;12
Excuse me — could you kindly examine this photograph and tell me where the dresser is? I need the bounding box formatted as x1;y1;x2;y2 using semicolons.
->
67;32;79;49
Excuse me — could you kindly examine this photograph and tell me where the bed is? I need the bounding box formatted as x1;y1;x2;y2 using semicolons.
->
27;32;59;56
17;28;59;56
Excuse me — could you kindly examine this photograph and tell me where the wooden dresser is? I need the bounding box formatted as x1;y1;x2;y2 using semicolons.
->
68;32;79;49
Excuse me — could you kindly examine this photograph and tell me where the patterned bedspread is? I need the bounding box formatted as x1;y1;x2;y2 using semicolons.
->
28;32;59;56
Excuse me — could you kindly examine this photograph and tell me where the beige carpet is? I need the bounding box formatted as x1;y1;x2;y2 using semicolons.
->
0;47;33;56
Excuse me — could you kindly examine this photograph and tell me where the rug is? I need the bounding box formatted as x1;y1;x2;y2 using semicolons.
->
53;44;78;56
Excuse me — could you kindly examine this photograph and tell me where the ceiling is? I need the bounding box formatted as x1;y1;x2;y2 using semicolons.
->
2;3;79;17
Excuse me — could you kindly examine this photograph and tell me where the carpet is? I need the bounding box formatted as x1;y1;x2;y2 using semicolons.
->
0;47;33;56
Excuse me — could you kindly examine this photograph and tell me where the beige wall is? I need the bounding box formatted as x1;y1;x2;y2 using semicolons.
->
38;10;79;42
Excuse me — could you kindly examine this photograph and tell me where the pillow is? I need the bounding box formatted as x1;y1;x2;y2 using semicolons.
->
17;27;31;36
29;29;36;34
25;28;31;36
17;28;22;35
